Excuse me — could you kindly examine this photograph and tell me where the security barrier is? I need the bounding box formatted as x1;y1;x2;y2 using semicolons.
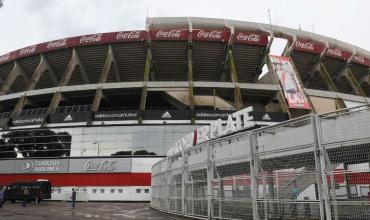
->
151;105;370;219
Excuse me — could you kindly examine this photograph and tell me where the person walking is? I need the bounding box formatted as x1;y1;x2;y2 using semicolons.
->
71;188;76;208
22;188;30;207
0;187;5;208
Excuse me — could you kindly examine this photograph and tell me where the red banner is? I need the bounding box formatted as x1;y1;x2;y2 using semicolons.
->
0;30;147;65
150;29;188;41
326;47;352;60
291;38;325;54
270;55;311;110
192;29;229;42
352;54;370;67
233;32;269;46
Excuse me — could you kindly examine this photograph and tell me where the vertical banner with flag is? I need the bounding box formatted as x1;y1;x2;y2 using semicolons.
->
269;55;311;109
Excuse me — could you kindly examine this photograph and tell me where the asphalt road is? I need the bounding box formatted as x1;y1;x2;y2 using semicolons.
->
0;201;190;220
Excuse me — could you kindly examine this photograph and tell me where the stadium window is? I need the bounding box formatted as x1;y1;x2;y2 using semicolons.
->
100;189;105;193
92;189;97;194
136;189;141;193
111;189;115;193
144;189;149;193
118;189;123;193
83;189;87;192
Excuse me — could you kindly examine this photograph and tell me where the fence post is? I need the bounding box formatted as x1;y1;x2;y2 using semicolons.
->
182;150;186;215
207;143;214;219
311;114;332;220
165;158;170;212
250;132;260;220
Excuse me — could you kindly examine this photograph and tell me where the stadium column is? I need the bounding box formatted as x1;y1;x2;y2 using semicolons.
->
90;45;118;115
224;25;243;109
44;48;82;119
313;61;346;109
187;21;195;123
139;30;153;123
0;60;29;96
339;66;367;97
10;54;59;118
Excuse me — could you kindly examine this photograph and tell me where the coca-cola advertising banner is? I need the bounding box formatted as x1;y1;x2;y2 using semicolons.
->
192;29;229;42
326;47;352;60
290;38;325;54
233;32;269;46
150;29;188;41
352;55;370;67
270;55;311;109
0;30;146;65
68;158;131;173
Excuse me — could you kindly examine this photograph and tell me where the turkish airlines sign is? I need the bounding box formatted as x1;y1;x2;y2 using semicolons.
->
14;159;68;173
270;55;311;109
234;32;268;46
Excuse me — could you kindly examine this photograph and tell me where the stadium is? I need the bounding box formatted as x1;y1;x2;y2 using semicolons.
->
0;17;369;203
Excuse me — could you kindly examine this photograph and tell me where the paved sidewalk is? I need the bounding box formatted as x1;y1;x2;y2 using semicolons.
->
0;202;189;220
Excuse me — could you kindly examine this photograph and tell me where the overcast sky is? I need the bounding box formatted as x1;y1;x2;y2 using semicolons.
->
0;0;369;55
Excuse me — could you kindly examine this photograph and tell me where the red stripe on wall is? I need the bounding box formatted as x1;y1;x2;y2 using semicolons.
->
0;173;151;187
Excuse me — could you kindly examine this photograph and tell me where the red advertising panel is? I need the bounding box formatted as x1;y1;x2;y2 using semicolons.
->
192;29;229;42
150;29;188;40
290;38;325;54
0;30;146;65
233;32;269;46
352;55;370;67
270;55;311;109
326;47;352;60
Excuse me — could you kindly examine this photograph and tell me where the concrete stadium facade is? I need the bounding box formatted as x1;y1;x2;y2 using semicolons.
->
0;17;369;201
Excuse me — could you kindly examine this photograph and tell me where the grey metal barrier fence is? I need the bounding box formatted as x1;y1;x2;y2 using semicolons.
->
151;104;370;220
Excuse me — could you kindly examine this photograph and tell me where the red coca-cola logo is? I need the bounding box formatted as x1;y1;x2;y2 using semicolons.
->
197;30;222;39
79;33;103;44
295;41;314;51
19;45;37;56
327;48;343;57
0;53;10;63
155;30;181;38
47;39;67;49
353;55;365;64
116;31;141;40
236;33;260;42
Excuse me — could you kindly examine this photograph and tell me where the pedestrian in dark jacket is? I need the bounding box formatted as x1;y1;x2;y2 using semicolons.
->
22;188;30;207
0;188;5;208
71;188;76;208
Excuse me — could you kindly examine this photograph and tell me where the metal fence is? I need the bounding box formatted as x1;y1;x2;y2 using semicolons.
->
151;105;370;220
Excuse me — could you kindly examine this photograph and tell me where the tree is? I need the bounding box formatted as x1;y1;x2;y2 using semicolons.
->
2;129;72;158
